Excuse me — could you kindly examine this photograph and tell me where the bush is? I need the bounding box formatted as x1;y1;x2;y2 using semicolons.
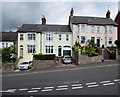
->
34;54;55;60
115;40;120;48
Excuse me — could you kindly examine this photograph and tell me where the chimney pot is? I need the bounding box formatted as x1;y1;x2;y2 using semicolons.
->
70;8;74;16
106;10;111;18
41;15;46;25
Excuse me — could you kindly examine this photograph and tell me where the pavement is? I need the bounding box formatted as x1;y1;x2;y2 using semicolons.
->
1;60;120;76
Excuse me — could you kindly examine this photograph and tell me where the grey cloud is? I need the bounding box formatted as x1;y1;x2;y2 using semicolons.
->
2;2;118;32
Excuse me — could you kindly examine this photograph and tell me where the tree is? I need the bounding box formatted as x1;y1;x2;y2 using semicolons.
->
2;46;16;63
115;40;120;48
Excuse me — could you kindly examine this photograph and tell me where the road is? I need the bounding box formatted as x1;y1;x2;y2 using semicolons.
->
1;62;120;96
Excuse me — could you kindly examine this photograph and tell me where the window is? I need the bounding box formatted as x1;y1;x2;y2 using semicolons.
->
66;34;69;41
46;33;53;41
28;33;36;40
81;25;85;32
81;36;85;44
97;26;100;33
2;43;4;48
91;37;95;43
108;37;112;44
58;34;62;41
27;45;35;54
108;26;112;33
105;37;107;45
45;45;53;53
91;26;95;33
6;43;8;47
20;34;23;40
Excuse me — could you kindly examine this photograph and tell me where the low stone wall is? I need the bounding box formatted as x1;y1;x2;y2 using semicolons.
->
78;55;102;65
2;63;14;72
32;59;57;69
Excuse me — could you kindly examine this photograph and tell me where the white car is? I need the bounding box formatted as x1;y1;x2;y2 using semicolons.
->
62;55;72;64
18;61;32;70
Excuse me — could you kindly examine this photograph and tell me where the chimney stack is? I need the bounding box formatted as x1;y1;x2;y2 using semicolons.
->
106;10;111;18
41;15;46;25
70;8;74;16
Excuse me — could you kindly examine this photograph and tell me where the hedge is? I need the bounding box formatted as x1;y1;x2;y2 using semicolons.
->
33;54;55;60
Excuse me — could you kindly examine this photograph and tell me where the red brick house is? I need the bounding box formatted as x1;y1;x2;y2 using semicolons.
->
115;1;120;40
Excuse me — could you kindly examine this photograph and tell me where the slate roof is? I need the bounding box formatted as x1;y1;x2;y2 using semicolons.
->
17;24;72;33
0;32;17;42
69;16;118;26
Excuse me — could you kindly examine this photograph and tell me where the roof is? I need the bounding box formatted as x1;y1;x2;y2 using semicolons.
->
0;32;17;42
69;16;118;26
17;24;72;33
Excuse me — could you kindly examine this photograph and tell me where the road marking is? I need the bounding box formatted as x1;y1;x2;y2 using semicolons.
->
31;88;41;90
86;82;97;85
58;85;68;88
72;86;83;89
28;90;38;93
103;82;114;86
88;84;99;88
42;89;53;92
56;88;68;91
100;80;110;83
72;84;82;87
0;90;10;93
44;87;54;89
7;89;16;93
114;79;120;82
19;88;28;91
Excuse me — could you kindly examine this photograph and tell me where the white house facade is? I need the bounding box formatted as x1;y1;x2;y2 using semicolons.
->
17;21;72;62
16;9;118;63
69;9;118;48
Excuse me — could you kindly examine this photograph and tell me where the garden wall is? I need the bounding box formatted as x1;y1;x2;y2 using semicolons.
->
2;63;15;72
32;59;57;69
73;49;103;65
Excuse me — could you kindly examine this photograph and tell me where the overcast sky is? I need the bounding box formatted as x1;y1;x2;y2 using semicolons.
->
1;1;120;32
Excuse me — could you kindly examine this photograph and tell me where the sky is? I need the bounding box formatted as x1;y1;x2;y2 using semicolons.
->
1;0;120;32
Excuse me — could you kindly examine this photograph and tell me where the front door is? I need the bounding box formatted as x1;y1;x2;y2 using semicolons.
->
97;37;100;47
58;46;62;57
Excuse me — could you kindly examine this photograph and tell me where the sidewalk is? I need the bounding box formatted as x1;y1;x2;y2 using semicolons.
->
2;60;120;76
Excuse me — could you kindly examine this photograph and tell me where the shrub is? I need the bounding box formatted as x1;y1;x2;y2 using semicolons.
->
34;54;55;60
115;40;120;48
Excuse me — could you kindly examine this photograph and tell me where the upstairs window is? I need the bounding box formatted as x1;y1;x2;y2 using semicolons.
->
46;33;53;41
28;33;36;40
108;26;112;33
81;25;85;32
91;26;95;33
58;34;62;41
20;34;23;40
66;34;69;41
97;26;100;33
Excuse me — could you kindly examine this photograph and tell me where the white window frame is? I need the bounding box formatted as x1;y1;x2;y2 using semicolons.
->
58;34;62;41
46;33;53;41
66;34;69;41
20;34;23;40
45;45;54;54
97;26;100;33
27;45;35;54
81;36;86;44
108;26;112;34
108;37;112;44
81;25;85;32
91;26;95;33
28;33;36;40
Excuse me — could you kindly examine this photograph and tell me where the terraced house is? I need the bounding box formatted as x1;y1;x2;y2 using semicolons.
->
17;16;72;63
69;8;118;48
17;9;118;63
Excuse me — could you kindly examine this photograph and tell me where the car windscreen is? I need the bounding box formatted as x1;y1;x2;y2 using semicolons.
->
21;62;29;64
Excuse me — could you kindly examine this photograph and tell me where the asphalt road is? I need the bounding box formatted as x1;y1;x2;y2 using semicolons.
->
1;62;120;96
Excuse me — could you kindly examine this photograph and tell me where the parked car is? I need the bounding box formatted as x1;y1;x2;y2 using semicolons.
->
18;61;32;70
62;55;72;64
